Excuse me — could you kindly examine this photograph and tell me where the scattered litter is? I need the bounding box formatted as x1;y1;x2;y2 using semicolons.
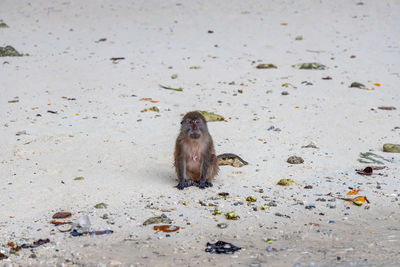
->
16;130;27;136
95;38;107;43
153;225;180;232
171;74;178;79
246;196;257;202
143;215;172;226
47;110;58;114
217;223;228;229
347;189;360;195
322;76;332;80
357;167;373;176
140;98;159;103
225;211;240;220
305;205;316;210
8;99;19;103
256;64;277;69
301;81;313;85
350;82;372;90
383;144;400;153
287;156;304;164
213;209;222;215
94;203;108;209
260;205;269;210
218;153;248;167
52;212;72;219
50;220;72;226
159;84;183;91
339;196;370;206
304;185;313;189
378;106;396;110
302;141;318;148
74;176;84;181
292;63;326;70
141;106;159;112
195;110;224;122
277;179;298;186
205;241;241;254
110;57;125;63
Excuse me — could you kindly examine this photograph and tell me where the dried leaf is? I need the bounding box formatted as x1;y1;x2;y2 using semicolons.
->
153;225;180;232
195;110;224;122
159;84;183;91
357;167;373;175
52;212;72;219
347;189;360;195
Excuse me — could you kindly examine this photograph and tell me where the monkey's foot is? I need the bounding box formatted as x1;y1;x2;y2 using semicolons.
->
176;181;196;190
198;181;213;189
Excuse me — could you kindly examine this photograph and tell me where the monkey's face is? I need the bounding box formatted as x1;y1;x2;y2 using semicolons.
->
181;115;205;139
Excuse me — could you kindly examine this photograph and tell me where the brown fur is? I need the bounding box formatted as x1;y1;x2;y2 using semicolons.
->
174;111;219;189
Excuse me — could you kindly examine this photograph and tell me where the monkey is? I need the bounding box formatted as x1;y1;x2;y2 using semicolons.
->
174;111;248;190
174;111;218;190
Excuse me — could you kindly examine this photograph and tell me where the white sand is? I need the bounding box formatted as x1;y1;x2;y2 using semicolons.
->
1;0;400;265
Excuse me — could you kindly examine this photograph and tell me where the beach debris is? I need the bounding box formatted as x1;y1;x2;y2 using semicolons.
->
0;252;8;260
287;155;304;164
304;185;313;189
246;196;257;202
74;176;84;181
0;20;8;28
267;125;281;131
282;83;293;87
61;96;76;101
347;189;360;195
33;239;50;247
281;91;289;95
218;153;248;167
373;82;381;86
89;230;114;236
383;144;400;153
309;222;320;227
305;205;316;210
350;82;372;90
378;106;396;110
140;98;159;103
256;64;277;69
205;241;241;254
70;215;112;236
357;166;373;176
141;106;159;112
195;110;224;122
153;225;180;232
143;215;172;226
110;57;125;63
213;209;222;215
292;63;326;70
258;189;264;193
301;81;313;86
218;192;229;200
95;38;107;43
8;99;19;103
47;110;58;114
52;212;72;219
274;212;291;218
339;196;370;206
225;211;240;220
15;130;27;136
170;74;178;79
302;141;318;148
295;36;303;40
358;152;391;164
50;220;72;226
217;223;228;229
94;203;108;209
277;179;298;186
159;84;183;91
322;76;332;80
0;46;23;57
260;205;269;210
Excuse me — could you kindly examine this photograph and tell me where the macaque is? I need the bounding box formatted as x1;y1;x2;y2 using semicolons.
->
174;111;219;189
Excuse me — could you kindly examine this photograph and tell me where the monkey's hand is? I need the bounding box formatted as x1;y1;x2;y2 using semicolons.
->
176;181;195;190
198;181;213;189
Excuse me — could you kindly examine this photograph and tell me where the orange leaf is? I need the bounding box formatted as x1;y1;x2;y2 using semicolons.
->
347;189;360;195
373;83;381;86
140;98;159;103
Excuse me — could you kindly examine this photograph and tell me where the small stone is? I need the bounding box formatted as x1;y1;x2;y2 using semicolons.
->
281;91;289;95
295;36;303;40
171;74;178;79
217;223;228;229
383;143;400;153
94;203;108;209
287;156;304;164
277;179;298;186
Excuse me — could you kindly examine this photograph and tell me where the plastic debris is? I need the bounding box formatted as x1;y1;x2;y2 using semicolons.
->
205;241;241;254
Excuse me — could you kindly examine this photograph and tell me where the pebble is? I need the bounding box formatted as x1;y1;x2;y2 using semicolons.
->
287;156;304;164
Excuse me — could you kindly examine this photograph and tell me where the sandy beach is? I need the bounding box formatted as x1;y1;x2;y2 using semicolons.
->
1;0;400;266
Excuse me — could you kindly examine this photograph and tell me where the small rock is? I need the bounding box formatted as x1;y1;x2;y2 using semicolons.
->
287;156;304;164
281;91;289;95
171;74;178;79
383;143;400;153
217;223;228;229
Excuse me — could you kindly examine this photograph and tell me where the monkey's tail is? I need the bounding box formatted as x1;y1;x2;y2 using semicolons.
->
217;153;249;165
